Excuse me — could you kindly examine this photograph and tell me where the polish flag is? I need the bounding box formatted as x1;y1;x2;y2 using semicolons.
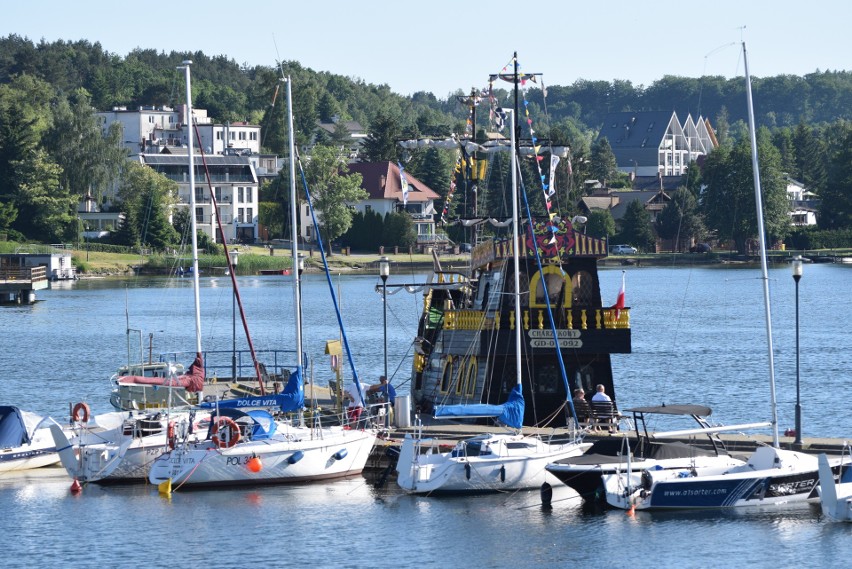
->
612;271;626;321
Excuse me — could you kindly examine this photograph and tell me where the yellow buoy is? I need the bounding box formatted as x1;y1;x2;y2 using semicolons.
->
158;478;173;495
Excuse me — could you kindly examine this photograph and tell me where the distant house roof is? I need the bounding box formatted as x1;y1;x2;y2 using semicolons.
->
608;190;670;219
346;162;440;203
317;120;365;136
598;111;677;167
580;196;617;212
632;175;683;192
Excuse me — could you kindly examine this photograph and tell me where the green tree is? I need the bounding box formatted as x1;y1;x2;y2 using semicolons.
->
792;122;828;194
617;199;656;252
585;209;616;239
820;126;852;229
303;145;367;248
9;149;72;242
382;211;416;248
701;132;788;253
115;162;178;250
656;188;706;251
362;110;401;162
589;136;618;185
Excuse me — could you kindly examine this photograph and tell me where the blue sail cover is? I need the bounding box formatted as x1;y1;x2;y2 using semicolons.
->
198;368;304;412
0;406;28;447
434;385;525;430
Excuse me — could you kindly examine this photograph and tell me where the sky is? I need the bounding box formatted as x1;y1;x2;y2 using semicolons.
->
3;0;851;99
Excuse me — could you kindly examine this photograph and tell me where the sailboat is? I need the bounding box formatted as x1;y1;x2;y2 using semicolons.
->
817;452;852;522
147;75;375;489
395;106;590;494
49;61;212;485
602;42;849;511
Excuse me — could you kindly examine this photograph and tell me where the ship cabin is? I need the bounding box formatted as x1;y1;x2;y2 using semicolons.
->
411;219;631;428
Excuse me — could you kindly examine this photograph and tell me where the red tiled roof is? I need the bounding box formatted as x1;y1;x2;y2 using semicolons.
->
346;162;440;203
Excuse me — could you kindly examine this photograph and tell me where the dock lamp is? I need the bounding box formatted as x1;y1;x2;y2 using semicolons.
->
379;256;390;386
792;255;803;448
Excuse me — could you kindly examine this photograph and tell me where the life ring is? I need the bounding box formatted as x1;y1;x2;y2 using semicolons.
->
71;402;90;423
167;421;176;450
211;416;241;448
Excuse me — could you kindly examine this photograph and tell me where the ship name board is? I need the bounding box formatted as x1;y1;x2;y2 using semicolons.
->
528;329;581;339
530;339;583;349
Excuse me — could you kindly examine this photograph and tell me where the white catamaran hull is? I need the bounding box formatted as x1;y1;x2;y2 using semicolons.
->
396;433;591;494
148;427;376;487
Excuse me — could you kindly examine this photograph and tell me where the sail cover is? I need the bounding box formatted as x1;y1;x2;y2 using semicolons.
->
433;385;525;430
118;352;205;392
0;406;29;447
198;368;304;412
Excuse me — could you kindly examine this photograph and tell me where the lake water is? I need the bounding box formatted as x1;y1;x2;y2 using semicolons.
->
1;262;851;568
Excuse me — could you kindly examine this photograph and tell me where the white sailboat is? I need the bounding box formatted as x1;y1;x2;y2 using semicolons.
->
817;453;852;522
395;107;589;494
49;61;211;485
602;42;848;511
147;75;375;489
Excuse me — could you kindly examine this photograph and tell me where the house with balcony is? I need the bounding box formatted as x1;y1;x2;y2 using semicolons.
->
786;177;819;227
140;153;259;244
597;111;717;177
298;161;440;247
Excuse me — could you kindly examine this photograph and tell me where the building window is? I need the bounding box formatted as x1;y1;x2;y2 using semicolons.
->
239;132;246;141
238;187;244;203
250;132;258;141
229;131;235;140
247;208;253;223
216;132;222;140
195;207;204;223
246;187;252;203
237;208;244;223
305;205;310;217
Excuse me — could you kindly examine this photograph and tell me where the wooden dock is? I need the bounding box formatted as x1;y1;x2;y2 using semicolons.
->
0;265;48;304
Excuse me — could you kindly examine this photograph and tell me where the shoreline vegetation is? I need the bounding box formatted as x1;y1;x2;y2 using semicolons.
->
58;244;852;277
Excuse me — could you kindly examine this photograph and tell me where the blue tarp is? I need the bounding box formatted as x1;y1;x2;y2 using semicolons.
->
434;385;525;430
0;406;29;447
198;368;304;412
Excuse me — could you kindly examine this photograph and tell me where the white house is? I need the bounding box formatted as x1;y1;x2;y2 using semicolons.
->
597;111;717;177
299;161;440;246
140;152;260;244
786;177;819;227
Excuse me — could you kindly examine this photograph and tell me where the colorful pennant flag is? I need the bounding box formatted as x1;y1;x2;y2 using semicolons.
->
398;162;409;206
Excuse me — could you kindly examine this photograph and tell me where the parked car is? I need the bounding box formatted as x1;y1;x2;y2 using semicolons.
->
690;243;712;253
610;244;638;255
459;243;472;253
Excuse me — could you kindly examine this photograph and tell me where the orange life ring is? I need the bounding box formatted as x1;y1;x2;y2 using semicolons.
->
167;421;176;450
71;402;90;423
211;416;241;448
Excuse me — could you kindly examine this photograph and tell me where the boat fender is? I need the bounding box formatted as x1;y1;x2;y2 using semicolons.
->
500;465;506;482
288;450;304;464
72;402;90;424
167;421;176;450
211;416;241;448
465;463;471;480
540;482;553;509
246;455;263;473
333;449;348;461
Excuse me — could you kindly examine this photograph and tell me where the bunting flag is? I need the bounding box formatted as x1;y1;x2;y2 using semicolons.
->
398;162;409;206
441;151;464;224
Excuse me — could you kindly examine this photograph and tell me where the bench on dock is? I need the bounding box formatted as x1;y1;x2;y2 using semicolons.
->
590;400;620;431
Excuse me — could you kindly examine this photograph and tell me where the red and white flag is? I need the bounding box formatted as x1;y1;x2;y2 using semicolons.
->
612;271;626;321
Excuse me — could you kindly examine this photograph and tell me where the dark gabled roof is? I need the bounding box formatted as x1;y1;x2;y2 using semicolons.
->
346;162;440;203
317;120;365;135
608;190;668;219
598;111;677;167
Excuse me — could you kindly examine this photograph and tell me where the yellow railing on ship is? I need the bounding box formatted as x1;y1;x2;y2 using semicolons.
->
442;307;630;331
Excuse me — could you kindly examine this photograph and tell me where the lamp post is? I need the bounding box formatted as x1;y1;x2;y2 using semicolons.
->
792;255;803;448
379;256;390;384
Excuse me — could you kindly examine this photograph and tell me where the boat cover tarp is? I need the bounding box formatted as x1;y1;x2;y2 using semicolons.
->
434;385;525;430
118;352;205;392
197;368;304;412
0;406;29;447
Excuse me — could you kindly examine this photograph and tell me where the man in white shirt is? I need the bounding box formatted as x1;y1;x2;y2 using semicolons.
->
591;384;612;402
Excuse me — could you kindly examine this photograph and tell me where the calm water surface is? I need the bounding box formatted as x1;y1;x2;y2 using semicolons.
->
1;263;851;567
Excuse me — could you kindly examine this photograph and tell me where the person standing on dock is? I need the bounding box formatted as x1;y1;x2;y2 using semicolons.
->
368;376;396;427
345;381;366;428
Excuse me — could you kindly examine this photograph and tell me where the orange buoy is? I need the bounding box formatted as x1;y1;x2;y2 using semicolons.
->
70;478;82;494
247;456;263;473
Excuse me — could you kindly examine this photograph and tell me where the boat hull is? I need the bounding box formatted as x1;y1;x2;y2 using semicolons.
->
396;433;591;494
148;427;376;487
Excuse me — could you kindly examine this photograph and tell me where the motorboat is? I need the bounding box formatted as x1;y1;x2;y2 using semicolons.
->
0;405;63;472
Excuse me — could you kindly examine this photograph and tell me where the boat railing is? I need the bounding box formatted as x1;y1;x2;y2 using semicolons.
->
157;349;297;381
443;306;630;331
0;265;48;284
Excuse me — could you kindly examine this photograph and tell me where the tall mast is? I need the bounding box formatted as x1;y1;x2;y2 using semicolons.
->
508;109;522;389
743;42;779;448
286;76;303;375
181;60;203;355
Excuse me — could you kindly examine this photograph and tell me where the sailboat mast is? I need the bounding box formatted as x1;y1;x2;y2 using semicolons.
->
286;76;303;374
508;109;522;389
743;42;779;448
182;60;203;355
